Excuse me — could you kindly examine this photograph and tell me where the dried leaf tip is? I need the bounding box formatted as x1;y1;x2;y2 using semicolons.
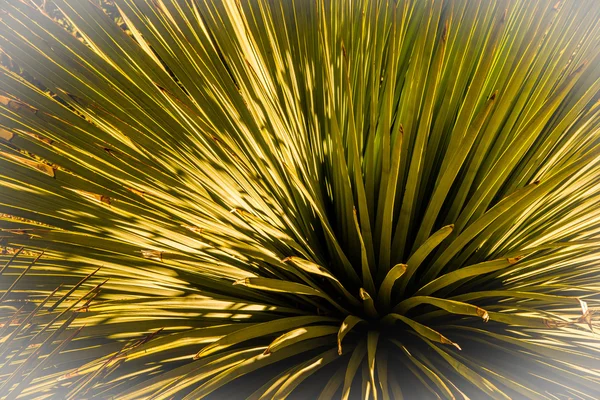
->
183;225;203;234
441;336;461;351
0;96;37;113
0;127;13;141
37;162;56;178
28;132;55;146
477;307;490;322
0;151;56;178
359;288;371;300
578;299;593;331
74;189;112;205
507;255;523;264
543;319;559;328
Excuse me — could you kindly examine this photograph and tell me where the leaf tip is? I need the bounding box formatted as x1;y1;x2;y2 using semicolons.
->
0;127;13;141
507;256;523;264
477;307;490;322
359;288;370;300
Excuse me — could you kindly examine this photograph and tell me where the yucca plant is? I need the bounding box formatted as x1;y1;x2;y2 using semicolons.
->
1;0;600;398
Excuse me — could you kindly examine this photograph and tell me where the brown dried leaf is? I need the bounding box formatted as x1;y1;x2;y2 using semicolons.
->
0;127;13;141
0;151;55;177
73;189;112;205
476;307;490;322
507;256;523;264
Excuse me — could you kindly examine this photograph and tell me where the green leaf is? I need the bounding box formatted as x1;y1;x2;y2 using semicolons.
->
194;316;336;360
376;263;407;311
366;330;380;400
273;347;340;399
392;340;454;399
399;225;453;295
185;338;334;399
359;288;379;319
341;340;367;400
234;277;349;314
383;314;462;351
317;364;346;400
420;338;511;400
413;92;498;251
264;325;338;355
415;257;518;296
338;315;365;356
376;350;390;400
394;296;489;322
424;181;539;282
